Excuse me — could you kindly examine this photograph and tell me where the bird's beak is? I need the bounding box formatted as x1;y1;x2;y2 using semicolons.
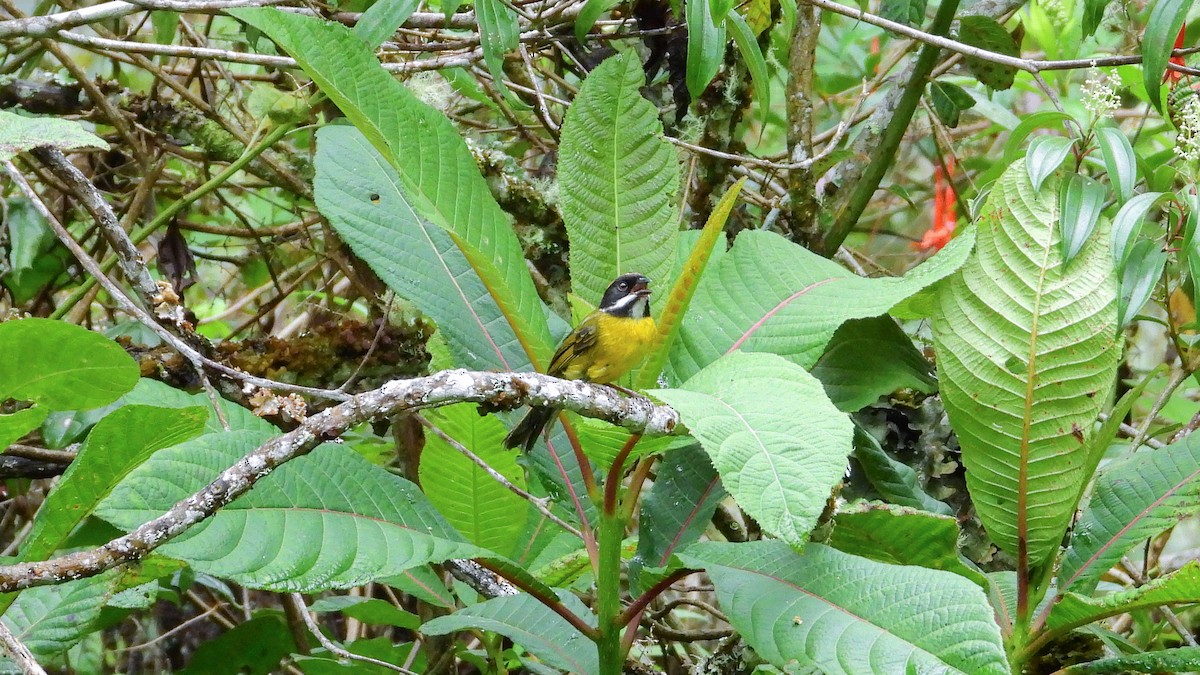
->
631;280;650;297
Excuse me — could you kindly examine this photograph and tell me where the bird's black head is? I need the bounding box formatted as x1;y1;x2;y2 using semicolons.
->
599;273;651;318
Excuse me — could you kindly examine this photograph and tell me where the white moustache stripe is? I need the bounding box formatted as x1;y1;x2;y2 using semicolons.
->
607;294;647;315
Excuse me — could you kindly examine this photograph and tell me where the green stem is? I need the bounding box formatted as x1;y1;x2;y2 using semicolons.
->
595;511;626;675
51;122;297;320
822;0;962;255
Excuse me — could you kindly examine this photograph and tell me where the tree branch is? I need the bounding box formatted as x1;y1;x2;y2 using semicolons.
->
0;621;46;675
0;369;678;593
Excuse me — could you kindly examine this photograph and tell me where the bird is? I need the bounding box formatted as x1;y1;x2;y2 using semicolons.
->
503;272;657;451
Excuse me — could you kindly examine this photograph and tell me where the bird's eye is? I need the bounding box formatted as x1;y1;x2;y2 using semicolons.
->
619;282;628;290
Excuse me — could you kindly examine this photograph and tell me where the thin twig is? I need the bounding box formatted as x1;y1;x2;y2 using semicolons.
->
0;621;47;675
286;594;417;674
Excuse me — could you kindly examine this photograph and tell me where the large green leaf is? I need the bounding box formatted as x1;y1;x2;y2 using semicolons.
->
419;403;535;557
653;352;853;548
931;160;1121;566
633;442;725;572
117;378;270;434
685;0;727;100
1047;561;1200;632
679;541;1009;674
830;503;987;587
0;110;108;161
1061;647;1200;674
21;405;207;562
0;318;139;409
232;8;553;370
1;572;116;657
668;229;972;383
422;591;598;674
95;431;482;591
315;126;529;371
179;612;296;675
559;53;679;310
1059;434;1200;594
1143;0;1193;111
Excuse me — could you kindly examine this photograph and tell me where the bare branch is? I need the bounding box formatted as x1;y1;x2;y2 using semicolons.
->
0;368;678;593
0;621;47;675
285;593;417;674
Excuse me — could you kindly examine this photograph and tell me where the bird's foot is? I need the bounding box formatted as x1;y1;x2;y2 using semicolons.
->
604;383;640;397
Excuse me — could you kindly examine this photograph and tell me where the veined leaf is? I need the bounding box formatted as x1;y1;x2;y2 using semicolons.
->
354;0;420;49
559;53;679;310
634;179;744;389
1119;239;1168;327
314;125;529;371
1095;126;1137;203
958;16;1019;90
932;160;1122;566
21;405;207;562
1;572;117;657
686;0;727;100
653;352;853;548
476;0;521;101
1059;173;1107;263
1111;191;1166;270
852;424;953;515
0;318;139;409
96;431;483;591
1143;0;1193;111
679;541;1009;674
880;0;927;26
419;403;535;557
727;12;771;125
232;8;553;370
929;80;976;128
1060;647;1200;674
633;443;725;573
422;591;598;674
668;228;972;384
1048;561;1200;632
830;503;987;587
1059;433;1200;593
0;110;108;161
1026;135;1075;193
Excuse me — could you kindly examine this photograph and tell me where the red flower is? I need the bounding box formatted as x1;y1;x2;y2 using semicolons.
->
1166;24;1186;85
915;158;958;251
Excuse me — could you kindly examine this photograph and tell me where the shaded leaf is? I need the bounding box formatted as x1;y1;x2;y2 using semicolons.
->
852;424;953;515
1111;191;1167;271
1118;239;1167;327
831;502;987;587
308;596;419;628
685;0;727;100
880;0;927;26
1143;0;1193;111
653;352;853;548
1082;0;1112;38
179;612;296;675
575;0;620;41
958;16;1020;90
634;442;725;572
810;316;937;412
727;12;771;125
929;80;975;128
1061;647;1200;674
1058;173;1107;263
0;110;107;161
1;572;117;657
476;0;521;101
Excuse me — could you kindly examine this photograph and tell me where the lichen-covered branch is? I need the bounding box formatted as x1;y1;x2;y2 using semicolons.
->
785;4;824;249
0;369;678;593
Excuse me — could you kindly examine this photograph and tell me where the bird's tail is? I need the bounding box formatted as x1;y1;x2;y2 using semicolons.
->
503;406;556;452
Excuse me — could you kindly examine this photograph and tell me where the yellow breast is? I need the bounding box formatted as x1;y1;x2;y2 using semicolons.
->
566;314;656;383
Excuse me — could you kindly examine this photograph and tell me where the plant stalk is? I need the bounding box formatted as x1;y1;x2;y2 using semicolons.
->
595;510;626;674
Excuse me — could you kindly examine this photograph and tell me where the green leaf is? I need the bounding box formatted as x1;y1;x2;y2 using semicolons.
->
180;612;296;675
571;413;675;471
634;179;744;389
422;591;598;674
1;572;116;657
419;403;535;557
1059;433;1200;593
1142;0;1193;112
852;424;953;515
634;442;725;571
686;0;727;100
1118;239;1167;327
1061;647;1200;674
1081;0;1112;38
151;10;179;44
1000;111;1076;171
1049;561;1200;632
95;431;483;591
232;8;553;370
1095;126;1137;203
476;0;521;100
0;318;139;409
653;352;854;548
831;503;987;587
679;541;1009;674
880;0;927;26
811;316;937;412
929;80;976;128
559;53;679;310
314;126;527;371
575;0;620;41
354;0;420;48
668;228;972;383
727;12;771;125
21;405;207;562
932;159;1122;566
1111;191;1166;271
1059;173;1107;263
958;16;1020;90
117;378;271;434
0;408;49;453
0;110;108;161
3;200;68;305
1026;135;1075;193
308;596;420;628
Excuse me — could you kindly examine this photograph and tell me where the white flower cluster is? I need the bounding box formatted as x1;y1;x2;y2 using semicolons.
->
1174;93;1200;163
1081;68;1120;120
